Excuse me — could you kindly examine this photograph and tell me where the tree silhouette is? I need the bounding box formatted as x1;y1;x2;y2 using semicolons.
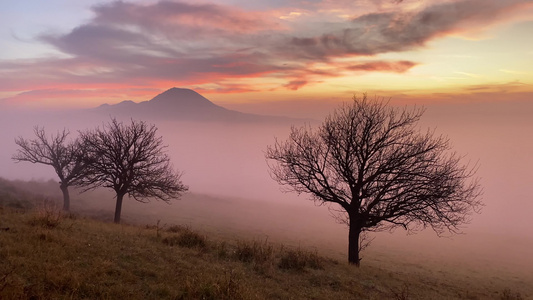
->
12;127;85;211
79;118;188;223
266;96;482;266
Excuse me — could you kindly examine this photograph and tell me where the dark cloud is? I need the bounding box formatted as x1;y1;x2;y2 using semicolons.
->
285;0;531;59
41;24;179;62
92;1;282;37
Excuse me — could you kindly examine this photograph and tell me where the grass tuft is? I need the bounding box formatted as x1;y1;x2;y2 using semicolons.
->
28;200;63;229
215;241;229;259
179;270;244;300
500;288;524;300
166;224;187;233
233;239;273;264
162;228;207;249
278;247;323;271
0;267;14;294
390;283;411;300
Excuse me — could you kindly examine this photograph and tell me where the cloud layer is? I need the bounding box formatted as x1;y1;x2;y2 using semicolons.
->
1;0;531;105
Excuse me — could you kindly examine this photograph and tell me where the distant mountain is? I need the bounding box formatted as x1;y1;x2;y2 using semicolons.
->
95;88;305;123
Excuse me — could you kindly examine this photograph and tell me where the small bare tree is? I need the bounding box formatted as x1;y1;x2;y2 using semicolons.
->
78;118;188;223
12;127;85;211
266;95;483;266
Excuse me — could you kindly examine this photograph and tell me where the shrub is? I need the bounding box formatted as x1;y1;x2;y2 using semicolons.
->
233;239;273;264
178;230;207;249
162;228;207;249
500;288;523;300
215;241;229;259
278;248;323;271
28;200;62;229
0;179;35;210
166;224;186;233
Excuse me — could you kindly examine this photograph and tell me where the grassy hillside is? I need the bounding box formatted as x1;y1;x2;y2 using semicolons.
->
0;208;527;299
0;179;529;299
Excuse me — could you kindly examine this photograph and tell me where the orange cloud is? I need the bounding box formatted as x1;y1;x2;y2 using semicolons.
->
192;84;259;94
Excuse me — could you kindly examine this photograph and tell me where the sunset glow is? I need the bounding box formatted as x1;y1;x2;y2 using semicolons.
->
1;0;532;109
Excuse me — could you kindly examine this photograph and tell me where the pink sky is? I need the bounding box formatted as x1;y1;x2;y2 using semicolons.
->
0;0;532;110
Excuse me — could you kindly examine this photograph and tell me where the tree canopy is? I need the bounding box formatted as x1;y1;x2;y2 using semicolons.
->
12;127;86;211
79;118;188;223
266;95;483;266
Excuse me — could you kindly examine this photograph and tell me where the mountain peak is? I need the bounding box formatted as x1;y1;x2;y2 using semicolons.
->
150;88;216;109
154;87;200;98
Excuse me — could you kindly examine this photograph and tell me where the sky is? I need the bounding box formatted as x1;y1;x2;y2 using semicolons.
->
1;0;533;110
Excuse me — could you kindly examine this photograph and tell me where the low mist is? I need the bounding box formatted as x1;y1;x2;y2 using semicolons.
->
1;98;532;281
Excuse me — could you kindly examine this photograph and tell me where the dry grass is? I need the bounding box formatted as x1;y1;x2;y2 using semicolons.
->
162;228;208;249
1;205;529;300
500;288;524;300
278;246;324;271
234;239;273;263
27;200;65;229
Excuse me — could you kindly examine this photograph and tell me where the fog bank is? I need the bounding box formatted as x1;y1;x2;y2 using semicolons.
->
1;98;532;283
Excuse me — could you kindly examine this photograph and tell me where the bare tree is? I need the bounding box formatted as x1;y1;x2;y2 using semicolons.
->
266;95;483;266
79;118;188;223
12;127;85;211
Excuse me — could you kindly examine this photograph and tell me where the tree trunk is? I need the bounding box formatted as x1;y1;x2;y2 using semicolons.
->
348;219;361;267
114;193;124;224
60;183;70;212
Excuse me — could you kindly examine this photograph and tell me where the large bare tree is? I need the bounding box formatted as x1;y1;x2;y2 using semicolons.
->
266;96;482;266
79;118;188;223
12;127;86;211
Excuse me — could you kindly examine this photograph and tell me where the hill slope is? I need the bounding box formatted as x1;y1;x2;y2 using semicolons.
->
0;199;529;299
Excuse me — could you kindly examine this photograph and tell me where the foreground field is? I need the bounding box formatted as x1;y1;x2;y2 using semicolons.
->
0;205;528;300
0;178;531;299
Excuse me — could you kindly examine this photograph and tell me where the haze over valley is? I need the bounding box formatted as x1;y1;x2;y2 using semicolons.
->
1;88;532;293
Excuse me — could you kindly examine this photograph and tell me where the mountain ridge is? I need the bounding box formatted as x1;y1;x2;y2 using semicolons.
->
95;87;309;123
